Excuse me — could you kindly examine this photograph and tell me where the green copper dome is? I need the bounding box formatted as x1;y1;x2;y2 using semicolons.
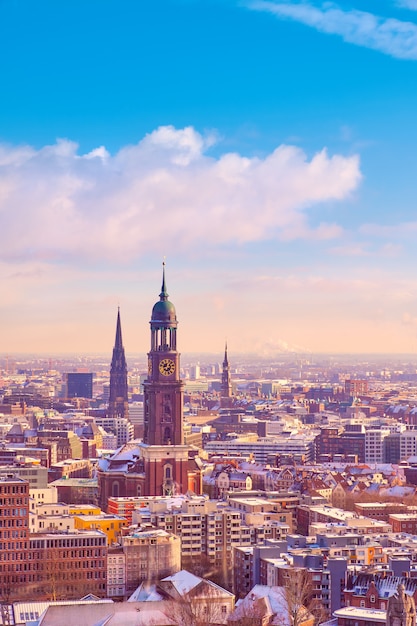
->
152;298;176;322
151;262;177;323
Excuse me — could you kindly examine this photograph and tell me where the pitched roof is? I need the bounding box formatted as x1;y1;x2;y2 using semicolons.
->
229;585;311;626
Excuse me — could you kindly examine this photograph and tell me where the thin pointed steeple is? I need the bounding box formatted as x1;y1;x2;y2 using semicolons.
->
159;261;169;301
223;341;228;367
108;308;129;420
220;341;232;408
115;306;123;349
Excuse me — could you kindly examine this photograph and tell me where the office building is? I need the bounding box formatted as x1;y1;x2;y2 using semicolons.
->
66;373;93;399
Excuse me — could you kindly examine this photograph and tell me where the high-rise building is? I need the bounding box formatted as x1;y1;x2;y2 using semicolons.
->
66;373;93;399
190;363;200;380
365;428;390;464
400;430;417;461
128;401;144;439
94;416;134;448
0;476;30;603
107;308;129;421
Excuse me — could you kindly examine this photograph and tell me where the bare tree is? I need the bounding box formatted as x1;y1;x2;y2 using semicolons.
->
279;568;327;626
163;584;232;626
226;600;271;626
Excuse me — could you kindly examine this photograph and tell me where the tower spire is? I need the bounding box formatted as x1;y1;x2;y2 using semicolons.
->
115;306;123;349
107;308;129;421
223;341;228;366
220;341;232;408
160;261;169;301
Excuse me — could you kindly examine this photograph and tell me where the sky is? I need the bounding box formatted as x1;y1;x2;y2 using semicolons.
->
2;0;417;355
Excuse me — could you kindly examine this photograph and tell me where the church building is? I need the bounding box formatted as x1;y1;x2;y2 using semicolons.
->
98;265;202;510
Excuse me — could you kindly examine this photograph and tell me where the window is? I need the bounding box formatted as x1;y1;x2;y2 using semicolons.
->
164;427;171;444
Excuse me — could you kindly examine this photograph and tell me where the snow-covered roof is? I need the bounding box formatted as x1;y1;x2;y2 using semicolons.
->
127;583;165;603
161;570;202;595
36;602;175;625
231;585;296;626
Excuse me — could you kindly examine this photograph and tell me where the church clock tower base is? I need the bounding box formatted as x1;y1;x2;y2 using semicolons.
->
142;445;190;496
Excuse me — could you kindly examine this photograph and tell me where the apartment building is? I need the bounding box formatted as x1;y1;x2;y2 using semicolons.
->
132;497;252;566
94;416;134;448
365;429;390;464
400;430;417;461
204;435;316;464
28;530;107;599
122;529;181;595
107;546;126;598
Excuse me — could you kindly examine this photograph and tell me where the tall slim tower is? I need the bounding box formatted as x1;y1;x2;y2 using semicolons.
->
98;266;202;502
142;264;189;496
143;263;184;446
107;308;129;420
220;342;232;408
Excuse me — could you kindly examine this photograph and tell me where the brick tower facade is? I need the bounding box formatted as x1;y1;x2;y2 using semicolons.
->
143;264;189;495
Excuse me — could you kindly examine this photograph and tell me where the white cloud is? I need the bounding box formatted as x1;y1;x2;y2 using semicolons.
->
397;0;417;10
247;1;417;59
0;126;360;263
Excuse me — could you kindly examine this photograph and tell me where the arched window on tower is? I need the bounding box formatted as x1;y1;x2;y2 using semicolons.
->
163;464;174;496
112;482;119;498
164;427;171;444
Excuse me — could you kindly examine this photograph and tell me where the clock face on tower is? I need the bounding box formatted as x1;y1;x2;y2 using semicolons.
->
159;358;175;376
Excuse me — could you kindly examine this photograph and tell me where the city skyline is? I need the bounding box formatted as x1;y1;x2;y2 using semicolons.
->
2;1;417;354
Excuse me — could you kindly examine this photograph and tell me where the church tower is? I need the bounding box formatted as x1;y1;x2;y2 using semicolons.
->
107;308;129;420
98;266;202;504
143;263;183;446
220;342;232;408
141;264;191;496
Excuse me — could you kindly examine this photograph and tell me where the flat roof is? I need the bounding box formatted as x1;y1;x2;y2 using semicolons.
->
333;607;386;622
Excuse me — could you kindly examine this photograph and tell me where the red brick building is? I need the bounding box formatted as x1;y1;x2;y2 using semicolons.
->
28;530;107;600
0;476;29;601
344;574;417;611
0;475;107;602
389;513;417;534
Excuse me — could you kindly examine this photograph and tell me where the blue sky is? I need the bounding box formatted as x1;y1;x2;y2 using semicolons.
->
1;0;417;354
